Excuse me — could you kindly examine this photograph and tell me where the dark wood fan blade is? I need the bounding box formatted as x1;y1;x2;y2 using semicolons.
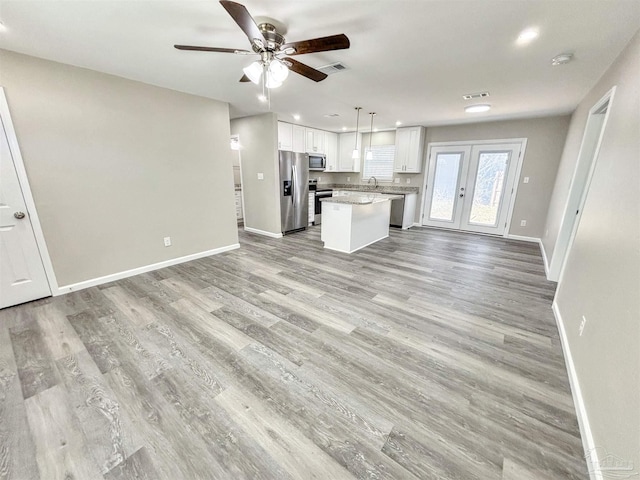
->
239;74;250;82
281;34;350;55
219;1;266;47
174;45;252;54
283;57;328;82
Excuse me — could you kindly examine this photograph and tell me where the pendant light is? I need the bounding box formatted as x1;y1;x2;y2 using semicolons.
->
352;107;362;159
366;112;376;160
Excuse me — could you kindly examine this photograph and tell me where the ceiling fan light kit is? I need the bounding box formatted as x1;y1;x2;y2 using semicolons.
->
175;0;350;96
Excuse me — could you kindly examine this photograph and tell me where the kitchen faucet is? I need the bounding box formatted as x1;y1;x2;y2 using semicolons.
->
367;176;378;188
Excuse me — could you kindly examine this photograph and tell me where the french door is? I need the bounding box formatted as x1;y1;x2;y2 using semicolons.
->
422;142;523;235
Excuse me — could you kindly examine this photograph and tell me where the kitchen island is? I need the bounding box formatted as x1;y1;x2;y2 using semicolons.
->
320;193;402;253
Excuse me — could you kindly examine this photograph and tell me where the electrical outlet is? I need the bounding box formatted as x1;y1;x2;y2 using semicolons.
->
394;178;400;184
317;177;322;182
520;220;527;227
347;176;351;182
406;178;411;184
163;236;171;247
257;173;264;180
579;315;587;336
523;176;530;184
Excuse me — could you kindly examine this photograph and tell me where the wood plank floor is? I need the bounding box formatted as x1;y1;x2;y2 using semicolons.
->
0;226;587;479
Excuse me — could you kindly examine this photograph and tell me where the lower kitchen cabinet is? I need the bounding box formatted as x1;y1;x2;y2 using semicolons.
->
235;190;243;221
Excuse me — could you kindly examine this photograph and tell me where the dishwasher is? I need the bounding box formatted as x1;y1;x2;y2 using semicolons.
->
389;195;405;228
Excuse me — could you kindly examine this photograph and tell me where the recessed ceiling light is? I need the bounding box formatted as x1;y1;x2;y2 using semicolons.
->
516;28;539;45
293;114;301;121
395;121;402;126
257;94;267;102
551;53;574;66
465;104;491;113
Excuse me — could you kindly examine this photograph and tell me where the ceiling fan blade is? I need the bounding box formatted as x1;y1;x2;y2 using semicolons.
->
174;45;252;54
219;1;266;48
239;74;251;82
281;34;350;56
283;57;328;82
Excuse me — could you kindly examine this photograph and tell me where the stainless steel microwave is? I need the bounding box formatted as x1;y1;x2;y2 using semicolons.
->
309;154;326;171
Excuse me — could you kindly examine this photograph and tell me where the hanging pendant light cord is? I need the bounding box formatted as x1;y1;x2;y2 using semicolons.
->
369;112;376;154
354;107;361;151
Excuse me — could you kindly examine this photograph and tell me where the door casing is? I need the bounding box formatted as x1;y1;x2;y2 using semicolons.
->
420;138;528;237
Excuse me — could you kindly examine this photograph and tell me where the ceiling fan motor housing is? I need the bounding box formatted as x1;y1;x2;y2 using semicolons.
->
255;23;285;52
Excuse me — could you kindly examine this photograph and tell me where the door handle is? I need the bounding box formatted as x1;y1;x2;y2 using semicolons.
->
291;165;296;204
459;194;464;198
14;211;26;219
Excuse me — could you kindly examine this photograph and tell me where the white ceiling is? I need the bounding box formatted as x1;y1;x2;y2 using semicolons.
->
0;1;638;132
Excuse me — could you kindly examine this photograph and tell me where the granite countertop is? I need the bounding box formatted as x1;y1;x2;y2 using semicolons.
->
322;183;419;194
320;193;403;205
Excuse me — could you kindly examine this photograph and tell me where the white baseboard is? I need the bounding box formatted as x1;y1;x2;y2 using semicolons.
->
412;222;423;228
539;239;551;279
505;234;541;243
552;301;601;480
243;226;283;238
55;243;240;295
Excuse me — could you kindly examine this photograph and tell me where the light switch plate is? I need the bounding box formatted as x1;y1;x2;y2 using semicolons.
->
394;178;400;184
523;176;530;183
406;178;411;184
163;236;171;247
257;173;264;180
520;220;527;227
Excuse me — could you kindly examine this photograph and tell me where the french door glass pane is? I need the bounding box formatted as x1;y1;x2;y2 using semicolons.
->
429;153;461;221
468;151;510;226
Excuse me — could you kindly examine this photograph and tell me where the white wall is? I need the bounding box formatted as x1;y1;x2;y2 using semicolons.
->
0;49;238;287
546;31;639;465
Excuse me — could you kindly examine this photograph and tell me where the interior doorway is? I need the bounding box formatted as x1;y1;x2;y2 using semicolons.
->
230;135;245;228
548;87;616;281
421;139;525;236
0;88;55;309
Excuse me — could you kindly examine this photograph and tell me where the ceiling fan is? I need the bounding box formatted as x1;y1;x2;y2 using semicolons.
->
175;0;350;88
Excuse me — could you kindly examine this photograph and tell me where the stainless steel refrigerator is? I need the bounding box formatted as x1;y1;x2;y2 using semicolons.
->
279;151;309;234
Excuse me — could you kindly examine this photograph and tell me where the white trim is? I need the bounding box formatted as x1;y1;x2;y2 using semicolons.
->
549;86;616;282
552;301;601;480
412;222;423;228
505;234;539;243
56;244;240;294
502;138;527;238
323;234;389;254
0;87;60;294
539;239;551;279
243;226;283;238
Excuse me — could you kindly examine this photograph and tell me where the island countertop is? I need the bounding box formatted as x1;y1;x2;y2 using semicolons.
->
320;193;403;205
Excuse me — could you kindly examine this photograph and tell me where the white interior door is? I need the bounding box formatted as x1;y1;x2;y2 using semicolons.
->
423;142;522;236
0;115;51;309
422;146;471;229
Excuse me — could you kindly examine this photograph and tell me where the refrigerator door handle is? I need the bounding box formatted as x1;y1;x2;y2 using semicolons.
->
291;165;296;205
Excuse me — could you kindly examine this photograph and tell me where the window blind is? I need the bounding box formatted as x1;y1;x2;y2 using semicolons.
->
362;145;395;181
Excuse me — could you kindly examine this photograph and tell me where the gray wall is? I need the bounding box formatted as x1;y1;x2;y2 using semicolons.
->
423;116;570;237
0;49;238;287
323;117;570;237
230;113;281;235
549;32;639;463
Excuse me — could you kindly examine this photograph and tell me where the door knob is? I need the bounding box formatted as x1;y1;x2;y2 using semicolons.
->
459;194;464;198
14;211;26;219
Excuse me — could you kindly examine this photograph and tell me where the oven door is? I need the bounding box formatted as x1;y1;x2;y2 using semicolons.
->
314;191;332;224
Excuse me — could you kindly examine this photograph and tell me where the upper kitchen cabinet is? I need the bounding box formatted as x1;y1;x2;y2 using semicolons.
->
278;122;306;153
337;132;362;172
277;121;293;151
292;125;306;153
325;132;339;171
306;128;325;154
394;126;425;173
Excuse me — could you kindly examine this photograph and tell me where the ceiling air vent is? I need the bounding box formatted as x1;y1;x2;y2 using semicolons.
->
462;91;490;100
317;62;349;75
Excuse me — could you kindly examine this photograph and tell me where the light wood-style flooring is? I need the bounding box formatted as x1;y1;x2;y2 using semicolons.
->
0;226;587;479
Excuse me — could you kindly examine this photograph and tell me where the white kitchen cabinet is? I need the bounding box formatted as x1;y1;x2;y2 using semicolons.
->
277;121;293;151
324;132;339;171
308;192;315;225
235;190;243;220
292;125;306;153
337;132;362;172
306;128;325;154
394;126;425;173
